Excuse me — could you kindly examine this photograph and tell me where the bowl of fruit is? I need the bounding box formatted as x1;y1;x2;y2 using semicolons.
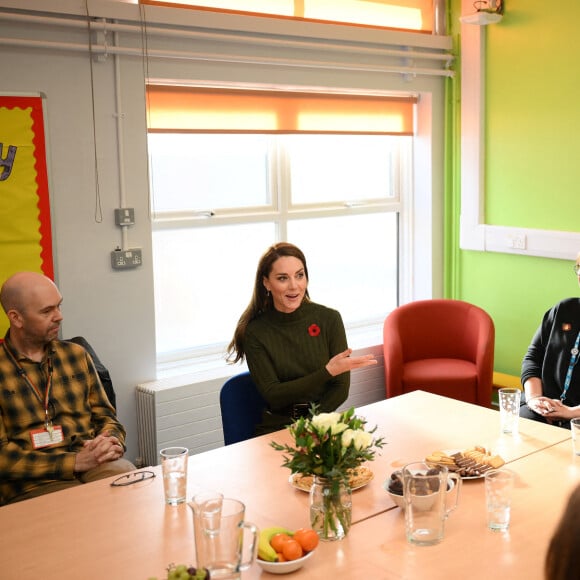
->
257;526;319;574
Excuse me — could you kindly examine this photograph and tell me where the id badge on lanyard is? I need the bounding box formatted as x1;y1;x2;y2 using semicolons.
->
562;330;580;402
31;425;64;448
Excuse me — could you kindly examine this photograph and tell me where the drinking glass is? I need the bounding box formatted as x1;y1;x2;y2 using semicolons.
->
571;418;580;455
160;446;188;505
485;469;514;531
499;388;521;434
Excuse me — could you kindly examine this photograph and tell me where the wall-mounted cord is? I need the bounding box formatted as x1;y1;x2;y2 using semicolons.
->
139;3;153;223
85;0;103;224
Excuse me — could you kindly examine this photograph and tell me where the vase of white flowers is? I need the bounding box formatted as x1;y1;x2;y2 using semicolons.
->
271;407;384;541
309;475;352;540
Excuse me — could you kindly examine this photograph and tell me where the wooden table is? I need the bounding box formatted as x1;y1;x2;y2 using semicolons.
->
302;440;580;580
1;391;576;579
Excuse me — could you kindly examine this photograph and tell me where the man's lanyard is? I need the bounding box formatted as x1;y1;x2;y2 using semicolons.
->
562;330;580;402
2;342;54;435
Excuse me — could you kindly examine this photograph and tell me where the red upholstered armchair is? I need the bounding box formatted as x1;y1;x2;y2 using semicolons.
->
383;299;495;407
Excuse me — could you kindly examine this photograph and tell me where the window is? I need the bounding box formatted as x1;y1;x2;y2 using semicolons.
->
148;87;415;372
141;0;433;32
149;132;409;366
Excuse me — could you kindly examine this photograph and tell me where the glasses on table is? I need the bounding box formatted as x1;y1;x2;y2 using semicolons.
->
574;264;580;275
110;470;156;487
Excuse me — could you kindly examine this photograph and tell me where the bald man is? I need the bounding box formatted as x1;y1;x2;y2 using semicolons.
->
0;272;135;504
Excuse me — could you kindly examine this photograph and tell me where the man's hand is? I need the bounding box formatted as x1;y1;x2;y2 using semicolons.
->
326;348;377;377
74;433;124;473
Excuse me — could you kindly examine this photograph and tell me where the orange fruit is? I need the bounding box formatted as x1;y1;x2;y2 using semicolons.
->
293;528;319;552
270;533;292;553
281;539;304;561
276;552;287;562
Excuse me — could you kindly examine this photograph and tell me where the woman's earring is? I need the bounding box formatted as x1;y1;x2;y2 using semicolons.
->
267;290;271;297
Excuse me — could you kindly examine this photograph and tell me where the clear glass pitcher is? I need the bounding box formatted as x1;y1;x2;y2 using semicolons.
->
189;493;258;579
402;461;461;546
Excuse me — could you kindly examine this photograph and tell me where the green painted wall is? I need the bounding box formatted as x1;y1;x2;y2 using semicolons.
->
448;0;580;376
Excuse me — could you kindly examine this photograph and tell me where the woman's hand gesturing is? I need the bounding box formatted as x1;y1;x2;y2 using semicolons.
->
326;348;377;377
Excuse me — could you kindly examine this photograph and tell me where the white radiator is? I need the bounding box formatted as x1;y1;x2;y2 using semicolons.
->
135;373;226;467
340;345;386;410
135;346;385;467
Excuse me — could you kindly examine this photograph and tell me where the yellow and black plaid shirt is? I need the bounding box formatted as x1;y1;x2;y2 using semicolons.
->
0;334;126;503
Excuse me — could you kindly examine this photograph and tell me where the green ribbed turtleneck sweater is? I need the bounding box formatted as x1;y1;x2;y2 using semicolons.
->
244;301;349;433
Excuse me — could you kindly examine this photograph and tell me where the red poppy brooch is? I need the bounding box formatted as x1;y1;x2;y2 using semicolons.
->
308;323;321;337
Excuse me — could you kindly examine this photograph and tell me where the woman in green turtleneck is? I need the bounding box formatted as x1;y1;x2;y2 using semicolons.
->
227;242;377;435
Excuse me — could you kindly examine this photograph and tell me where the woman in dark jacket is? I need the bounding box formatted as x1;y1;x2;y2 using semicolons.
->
520;255;580;428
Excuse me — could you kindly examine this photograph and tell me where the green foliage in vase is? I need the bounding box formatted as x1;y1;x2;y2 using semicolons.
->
271;406;385;483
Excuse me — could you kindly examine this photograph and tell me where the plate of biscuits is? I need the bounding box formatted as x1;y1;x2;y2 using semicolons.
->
289;466;374;492
425;446;505;479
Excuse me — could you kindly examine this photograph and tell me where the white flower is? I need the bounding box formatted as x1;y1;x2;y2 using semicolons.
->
311;412;349;435
342;428;373;450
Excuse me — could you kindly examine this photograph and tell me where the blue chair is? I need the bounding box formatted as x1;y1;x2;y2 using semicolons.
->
219;372;267;445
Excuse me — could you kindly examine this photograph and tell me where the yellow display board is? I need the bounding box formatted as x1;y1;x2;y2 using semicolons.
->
0;95;54;336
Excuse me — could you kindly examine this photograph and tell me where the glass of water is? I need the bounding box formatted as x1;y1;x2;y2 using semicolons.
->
485;469;514;531
160;446;189;506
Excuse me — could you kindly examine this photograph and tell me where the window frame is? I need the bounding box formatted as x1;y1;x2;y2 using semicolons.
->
150;130;410;373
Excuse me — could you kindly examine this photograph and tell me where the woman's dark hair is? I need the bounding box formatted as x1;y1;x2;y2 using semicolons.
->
545;483;580;580
226;242;309;363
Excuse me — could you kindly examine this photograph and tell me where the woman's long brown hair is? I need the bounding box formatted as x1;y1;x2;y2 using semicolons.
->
226;242;309;363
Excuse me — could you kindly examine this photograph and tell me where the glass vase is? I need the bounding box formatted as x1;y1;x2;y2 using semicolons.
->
309;476;352;541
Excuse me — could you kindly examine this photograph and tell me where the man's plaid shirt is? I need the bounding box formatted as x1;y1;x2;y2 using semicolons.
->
0;334;126;503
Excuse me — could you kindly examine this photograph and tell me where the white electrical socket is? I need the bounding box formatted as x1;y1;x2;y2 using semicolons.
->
513;234;526;249
114;208;135;226
507;233;526;250
111;248;142;270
